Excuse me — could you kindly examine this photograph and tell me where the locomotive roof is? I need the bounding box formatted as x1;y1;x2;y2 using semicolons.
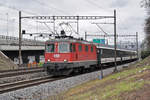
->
46;38;95;45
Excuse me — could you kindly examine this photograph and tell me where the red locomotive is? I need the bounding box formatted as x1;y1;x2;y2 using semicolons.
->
44;33;97;75
43;31;137;76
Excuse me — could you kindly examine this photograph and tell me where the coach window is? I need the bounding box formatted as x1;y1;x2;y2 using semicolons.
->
78;44;82;52
85;45;88;52
91;46;93;52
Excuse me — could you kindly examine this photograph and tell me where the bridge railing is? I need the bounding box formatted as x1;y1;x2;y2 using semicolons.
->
0;35;45;46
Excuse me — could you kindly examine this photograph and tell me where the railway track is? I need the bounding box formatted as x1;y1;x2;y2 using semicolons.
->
0;60;137;94
0;67;44;73
0;76;65;94
0;67;45;78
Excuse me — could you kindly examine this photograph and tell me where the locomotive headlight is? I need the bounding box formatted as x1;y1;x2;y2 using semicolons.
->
48;59;51;62
64;59;68;62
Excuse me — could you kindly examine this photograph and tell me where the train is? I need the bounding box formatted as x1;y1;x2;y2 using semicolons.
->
43;33;137;76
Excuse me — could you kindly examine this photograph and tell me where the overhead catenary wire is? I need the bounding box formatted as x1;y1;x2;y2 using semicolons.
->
43;22;56;35
86;0;105;9
33;0;70;15
85;0;112;13
36;21;59;35
68;23;78;35
0;18;9;22
95;24;109;35
0;2;37;15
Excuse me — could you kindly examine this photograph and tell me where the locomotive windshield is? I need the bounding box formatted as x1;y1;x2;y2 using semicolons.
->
46;44;55;52
58;42;69;53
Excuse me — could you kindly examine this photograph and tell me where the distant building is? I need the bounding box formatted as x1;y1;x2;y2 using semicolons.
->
118;41;137;50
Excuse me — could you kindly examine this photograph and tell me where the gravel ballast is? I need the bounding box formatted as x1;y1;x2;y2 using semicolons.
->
0;62;135;100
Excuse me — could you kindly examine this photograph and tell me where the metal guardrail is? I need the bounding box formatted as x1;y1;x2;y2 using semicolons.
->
0;35;31;41
0;35;45;46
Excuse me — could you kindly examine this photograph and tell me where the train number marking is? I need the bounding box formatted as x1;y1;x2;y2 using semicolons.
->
54;54;60;58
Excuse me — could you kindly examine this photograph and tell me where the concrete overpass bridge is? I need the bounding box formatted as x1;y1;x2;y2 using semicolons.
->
0;35;45;51
0;35;45;66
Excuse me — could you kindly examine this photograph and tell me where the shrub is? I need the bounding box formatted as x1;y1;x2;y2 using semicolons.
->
141;50;150;59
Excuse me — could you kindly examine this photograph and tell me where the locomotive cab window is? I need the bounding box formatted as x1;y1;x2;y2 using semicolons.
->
46;44;55;52
58;42;69;53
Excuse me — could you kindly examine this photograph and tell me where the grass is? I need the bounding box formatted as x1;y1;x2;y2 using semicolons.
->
101;81;145;100
46;62;150;100
64;79;146;100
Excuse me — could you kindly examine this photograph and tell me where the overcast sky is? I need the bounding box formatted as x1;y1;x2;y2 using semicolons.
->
0;0;147;43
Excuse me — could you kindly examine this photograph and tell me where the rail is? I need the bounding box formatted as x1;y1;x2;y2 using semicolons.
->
0;67;44;78
0;76;65;94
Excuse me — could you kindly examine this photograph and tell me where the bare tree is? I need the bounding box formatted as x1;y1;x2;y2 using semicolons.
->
141;0;150;49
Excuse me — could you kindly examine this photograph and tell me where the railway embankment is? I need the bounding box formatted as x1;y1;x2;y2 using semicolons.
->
47;57;150;100
0;51;18;70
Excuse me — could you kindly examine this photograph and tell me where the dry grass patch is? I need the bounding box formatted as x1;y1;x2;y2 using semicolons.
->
46;61;150;100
